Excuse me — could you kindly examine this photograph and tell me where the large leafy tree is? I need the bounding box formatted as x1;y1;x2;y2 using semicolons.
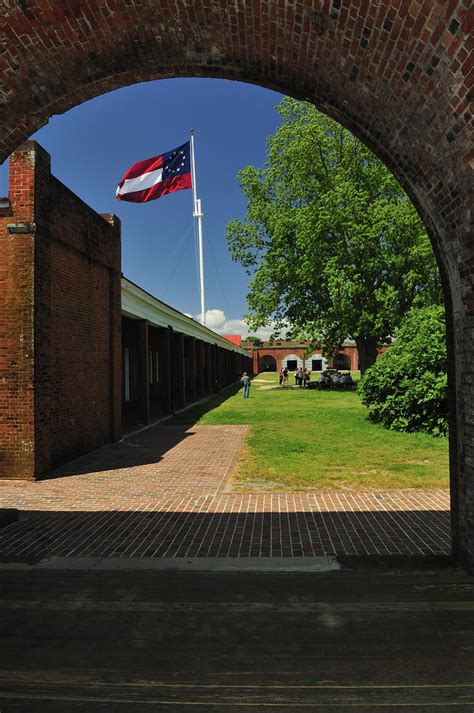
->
226;98;442;372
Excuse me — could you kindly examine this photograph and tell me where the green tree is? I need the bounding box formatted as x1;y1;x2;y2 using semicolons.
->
244;335;263;345
226;98;442;372
357;306;447;435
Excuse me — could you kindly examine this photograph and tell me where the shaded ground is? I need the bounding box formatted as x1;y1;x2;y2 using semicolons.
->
0;563;473;711
0;423;450;561
0;414;462;711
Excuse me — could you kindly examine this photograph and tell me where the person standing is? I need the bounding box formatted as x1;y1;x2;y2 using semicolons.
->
342;372;354;388
241;372;251;398
303;368;310;388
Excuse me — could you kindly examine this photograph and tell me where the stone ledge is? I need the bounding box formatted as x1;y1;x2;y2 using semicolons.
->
7;223;36;234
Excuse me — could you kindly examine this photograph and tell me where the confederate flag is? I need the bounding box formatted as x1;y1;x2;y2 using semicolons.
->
116;142;192;203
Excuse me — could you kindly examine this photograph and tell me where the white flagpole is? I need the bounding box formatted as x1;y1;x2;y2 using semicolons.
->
190;130;206;327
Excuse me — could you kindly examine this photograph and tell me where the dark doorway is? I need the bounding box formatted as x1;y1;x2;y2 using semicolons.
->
333;353;351;370
259;355;277;372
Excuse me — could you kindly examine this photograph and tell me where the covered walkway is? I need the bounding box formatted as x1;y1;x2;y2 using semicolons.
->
121;278;252;432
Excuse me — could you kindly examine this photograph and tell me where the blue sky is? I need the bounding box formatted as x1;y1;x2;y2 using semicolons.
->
0;79;285;337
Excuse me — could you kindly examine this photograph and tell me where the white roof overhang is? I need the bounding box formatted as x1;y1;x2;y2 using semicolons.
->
121;277;249;356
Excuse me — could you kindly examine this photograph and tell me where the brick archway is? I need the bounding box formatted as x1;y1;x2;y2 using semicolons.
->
259;355;277;373
1;1;471;566
333;353;351;370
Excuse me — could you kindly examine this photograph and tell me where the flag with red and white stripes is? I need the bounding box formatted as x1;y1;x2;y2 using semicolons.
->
116;142;192;203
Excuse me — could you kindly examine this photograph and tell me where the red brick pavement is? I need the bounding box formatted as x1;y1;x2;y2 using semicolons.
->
0;425;451;560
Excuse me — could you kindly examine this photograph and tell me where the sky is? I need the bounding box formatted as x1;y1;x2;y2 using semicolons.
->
0;78;287;339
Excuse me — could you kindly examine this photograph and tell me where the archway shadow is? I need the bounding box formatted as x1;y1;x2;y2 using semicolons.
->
0;509;452;564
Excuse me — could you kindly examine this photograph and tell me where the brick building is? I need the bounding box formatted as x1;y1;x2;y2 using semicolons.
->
245;340;391;374
244;340;362;374
0;142;252;481
0;0;472;566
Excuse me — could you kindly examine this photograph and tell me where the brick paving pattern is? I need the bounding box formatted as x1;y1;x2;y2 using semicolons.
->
0;425;451;560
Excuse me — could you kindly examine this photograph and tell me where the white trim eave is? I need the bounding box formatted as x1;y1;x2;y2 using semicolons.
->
121;277;249;356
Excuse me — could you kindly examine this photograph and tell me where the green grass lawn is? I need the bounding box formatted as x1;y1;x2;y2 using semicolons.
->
170;372;449;491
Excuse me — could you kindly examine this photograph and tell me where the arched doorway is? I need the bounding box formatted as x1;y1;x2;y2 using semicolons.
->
306;353;327;372
333;353;351;371
0;1;471;565
282;354;303;372
259;355;277;372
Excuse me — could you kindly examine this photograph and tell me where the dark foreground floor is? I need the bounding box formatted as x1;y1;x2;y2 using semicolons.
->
0;558;473;712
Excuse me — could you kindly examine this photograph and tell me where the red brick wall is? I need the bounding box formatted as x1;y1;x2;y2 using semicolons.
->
0;142;121;479
0;0;472;563
248;344;365;373
0;146;36;479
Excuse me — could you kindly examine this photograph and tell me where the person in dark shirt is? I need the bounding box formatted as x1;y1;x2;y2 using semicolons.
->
342;372;354;388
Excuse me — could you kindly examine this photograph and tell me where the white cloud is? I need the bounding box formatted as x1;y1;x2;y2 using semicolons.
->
192;308;282;341
203;308;227;330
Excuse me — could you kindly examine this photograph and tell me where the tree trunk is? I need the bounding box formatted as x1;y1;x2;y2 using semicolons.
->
355;336;379;374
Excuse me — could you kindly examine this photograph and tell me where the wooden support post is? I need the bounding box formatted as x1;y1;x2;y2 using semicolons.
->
196;340;205;396
137;320;150;425
188;336;197;402
158;326;172;415
203;342;211;394
211;344;218;393
174;331;186;409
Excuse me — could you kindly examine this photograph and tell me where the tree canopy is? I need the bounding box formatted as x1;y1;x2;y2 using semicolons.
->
358;306;448;435
243;335;263;345
226;98;443;371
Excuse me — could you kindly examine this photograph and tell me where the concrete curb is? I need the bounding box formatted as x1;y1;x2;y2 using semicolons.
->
0;556;341;573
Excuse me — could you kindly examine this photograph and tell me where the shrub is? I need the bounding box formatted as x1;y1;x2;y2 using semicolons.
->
358;306;448;436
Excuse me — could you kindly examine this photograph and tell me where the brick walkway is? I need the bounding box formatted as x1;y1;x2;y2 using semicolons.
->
0;424;451;560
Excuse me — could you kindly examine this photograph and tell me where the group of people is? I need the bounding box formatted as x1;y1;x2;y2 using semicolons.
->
293;367;311;387
282;366;354;388
318;370;354;388
241;367;354;398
